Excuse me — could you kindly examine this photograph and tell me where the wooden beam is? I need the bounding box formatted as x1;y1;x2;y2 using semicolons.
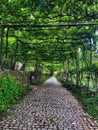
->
0;23;97;28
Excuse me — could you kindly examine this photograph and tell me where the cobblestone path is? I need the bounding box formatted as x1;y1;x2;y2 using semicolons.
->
0;77;98;130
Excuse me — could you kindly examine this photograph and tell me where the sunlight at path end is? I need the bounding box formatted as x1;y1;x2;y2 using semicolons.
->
44;76;61;86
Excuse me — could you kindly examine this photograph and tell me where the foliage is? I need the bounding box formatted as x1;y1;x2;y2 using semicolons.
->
92;61;98;71
61;78;98;122
39;74;50;85
0;0;98;67
78;92;98;121
0;75;24;111
0;0;98;121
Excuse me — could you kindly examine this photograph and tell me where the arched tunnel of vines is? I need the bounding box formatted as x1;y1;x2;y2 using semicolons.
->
0;0;98;129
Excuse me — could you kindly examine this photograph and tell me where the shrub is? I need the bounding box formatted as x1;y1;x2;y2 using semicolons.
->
61;78;98;122
0;75;24;111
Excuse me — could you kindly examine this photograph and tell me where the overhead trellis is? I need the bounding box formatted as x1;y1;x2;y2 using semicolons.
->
0;23;97;63
0;23;96;43
0;23;97;28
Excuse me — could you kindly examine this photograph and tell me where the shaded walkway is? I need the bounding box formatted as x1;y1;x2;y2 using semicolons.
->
0;77;98;130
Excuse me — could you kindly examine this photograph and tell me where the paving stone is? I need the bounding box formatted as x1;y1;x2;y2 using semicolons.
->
0;77;98;130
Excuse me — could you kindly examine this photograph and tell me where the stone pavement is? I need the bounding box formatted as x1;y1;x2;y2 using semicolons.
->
0;77;98;130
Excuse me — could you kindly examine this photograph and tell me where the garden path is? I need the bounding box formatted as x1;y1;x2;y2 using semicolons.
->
0;77;98;130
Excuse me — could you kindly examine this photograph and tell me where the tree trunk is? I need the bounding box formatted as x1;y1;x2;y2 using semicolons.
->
76;47;80;86
95;72;98;89
0;27;4;69
87;38;93;89
14;42;19;69
66;58;69;79
10;41;19;70
5;27;10;59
